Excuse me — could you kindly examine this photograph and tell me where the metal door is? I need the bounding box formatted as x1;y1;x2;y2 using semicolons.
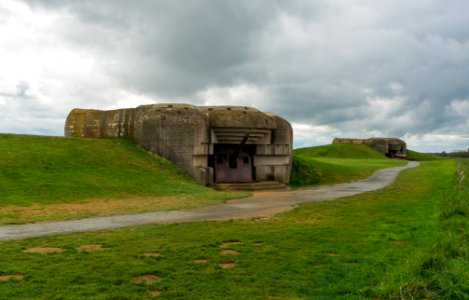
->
214;150;252;182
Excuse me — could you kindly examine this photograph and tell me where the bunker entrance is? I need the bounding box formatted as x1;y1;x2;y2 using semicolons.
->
212;144;255;183
386;145;404;158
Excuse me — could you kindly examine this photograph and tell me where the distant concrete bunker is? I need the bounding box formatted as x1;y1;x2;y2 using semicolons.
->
333;137;407;158
65;104;293;186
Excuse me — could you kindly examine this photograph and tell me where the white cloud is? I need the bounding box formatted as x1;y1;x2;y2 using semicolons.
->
447;99;469;116
367;95;406;117
292;122;340;148
389;82;404;93
105;90;159;110
405;133;469;152
197;84;270;108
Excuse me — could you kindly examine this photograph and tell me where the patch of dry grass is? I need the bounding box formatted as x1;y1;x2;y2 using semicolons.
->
0;194;237;224
132;275;163;284
0;275;24;281
22;247;64;254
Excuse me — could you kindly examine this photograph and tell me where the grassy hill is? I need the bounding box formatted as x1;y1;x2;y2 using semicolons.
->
0;134;243;223
294;143;385;159
290;143;406;187
406;149;443;161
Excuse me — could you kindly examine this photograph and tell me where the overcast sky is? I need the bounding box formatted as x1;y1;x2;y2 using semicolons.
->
1;0;469;151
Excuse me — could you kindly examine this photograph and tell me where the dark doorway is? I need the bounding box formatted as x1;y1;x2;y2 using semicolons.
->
212;144;255;183
387;144;403;158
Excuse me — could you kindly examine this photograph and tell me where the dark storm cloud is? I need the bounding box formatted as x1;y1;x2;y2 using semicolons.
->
4;0;469;151
28;0;288;97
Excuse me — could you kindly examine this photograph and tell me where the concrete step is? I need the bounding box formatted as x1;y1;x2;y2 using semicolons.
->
211;181;290;191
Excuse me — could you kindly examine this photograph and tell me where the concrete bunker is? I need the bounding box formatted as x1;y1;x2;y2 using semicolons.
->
332;137;407;158
65;104;293;187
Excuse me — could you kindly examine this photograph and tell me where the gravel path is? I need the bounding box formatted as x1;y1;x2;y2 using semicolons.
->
0;161;419;241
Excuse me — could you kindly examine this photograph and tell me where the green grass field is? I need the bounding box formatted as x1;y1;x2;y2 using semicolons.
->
291;143;407;187
0;157;466;299
294;143;386;158
0;135;466;298
406;149;443;161
1;135;410;224
0;134;245;223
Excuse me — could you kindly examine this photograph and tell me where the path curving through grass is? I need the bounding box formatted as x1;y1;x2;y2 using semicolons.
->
0;162;419;240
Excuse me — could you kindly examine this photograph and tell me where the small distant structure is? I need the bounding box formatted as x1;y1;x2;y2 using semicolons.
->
332;137;407;159
442;149;469;158
65;104;293;187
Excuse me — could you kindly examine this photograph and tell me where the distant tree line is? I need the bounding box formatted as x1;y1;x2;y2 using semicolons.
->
434;149;469;158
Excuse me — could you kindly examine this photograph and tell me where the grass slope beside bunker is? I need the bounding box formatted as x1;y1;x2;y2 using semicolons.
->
0;160;465;299
406;149;443;161
290;143;407;187
0;134;245;224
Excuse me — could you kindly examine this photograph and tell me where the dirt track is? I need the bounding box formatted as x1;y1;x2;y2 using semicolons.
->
0;161;419;241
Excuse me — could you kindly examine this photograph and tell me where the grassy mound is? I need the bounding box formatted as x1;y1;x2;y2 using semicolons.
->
290;143;406;187
294;143;384;159
0;134;242;223
406;149;442;161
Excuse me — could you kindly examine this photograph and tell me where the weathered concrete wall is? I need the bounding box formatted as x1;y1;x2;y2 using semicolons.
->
65;109;102;138
65;108;135;138
205;106;277;130
332;138;366;144
100;109;135;137
255;114;293;183
133;104;210;184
